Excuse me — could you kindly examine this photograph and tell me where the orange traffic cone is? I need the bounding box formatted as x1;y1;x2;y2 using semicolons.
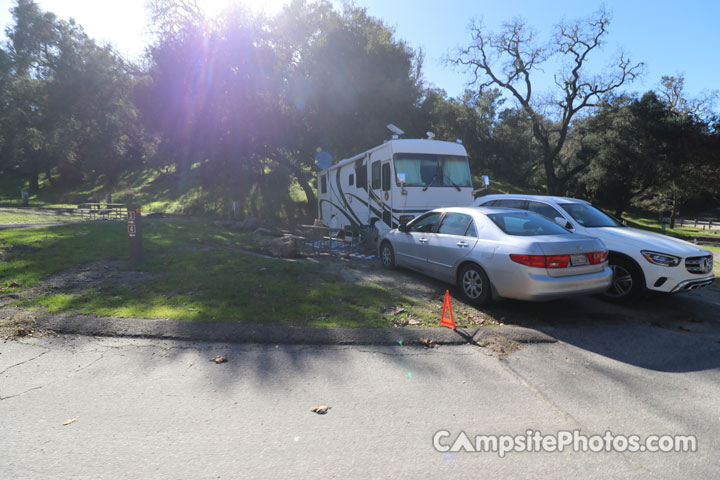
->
440;290;455;330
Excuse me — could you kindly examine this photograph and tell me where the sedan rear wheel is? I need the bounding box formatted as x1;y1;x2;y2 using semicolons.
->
458;264;491;306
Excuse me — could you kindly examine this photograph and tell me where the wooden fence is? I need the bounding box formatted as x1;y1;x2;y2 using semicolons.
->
675;217;720;231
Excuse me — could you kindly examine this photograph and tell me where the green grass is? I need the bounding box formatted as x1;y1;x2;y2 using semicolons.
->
0;166;223;215
623;211;720;240
0;220;432;327
474;176;544;196
704;245;720;287
0;207;84;225
0;164;311;220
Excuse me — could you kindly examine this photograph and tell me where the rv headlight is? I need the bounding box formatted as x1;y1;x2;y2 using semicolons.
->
641;250;680;267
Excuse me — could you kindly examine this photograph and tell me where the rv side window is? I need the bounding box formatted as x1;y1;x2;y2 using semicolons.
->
371;161;381;189
321;174;327;194
382;163;391;191
355;160;367;189
349;174;354;186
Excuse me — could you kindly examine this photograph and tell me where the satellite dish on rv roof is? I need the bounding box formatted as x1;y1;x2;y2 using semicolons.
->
314;150;332;170
386;124;405;136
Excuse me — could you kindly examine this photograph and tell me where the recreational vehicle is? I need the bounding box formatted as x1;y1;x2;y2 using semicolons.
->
317;137;474;238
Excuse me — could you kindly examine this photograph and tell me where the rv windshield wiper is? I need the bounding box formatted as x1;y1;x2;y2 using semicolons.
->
422;172;439;191
449;180;461;192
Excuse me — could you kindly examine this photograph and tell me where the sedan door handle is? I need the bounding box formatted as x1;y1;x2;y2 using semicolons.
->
456;241;469;247
419;238;428;243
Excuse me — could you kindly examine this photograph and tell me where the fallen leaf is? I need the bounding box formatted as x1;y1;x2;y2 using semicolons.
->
63;416;79;426
419;337;435;348
407;319;422;326
310;405;331;415
210;355;227;364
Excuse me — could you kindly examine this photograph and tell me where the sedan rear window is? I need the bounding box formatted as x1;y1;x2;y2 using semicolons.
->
488;212;570;236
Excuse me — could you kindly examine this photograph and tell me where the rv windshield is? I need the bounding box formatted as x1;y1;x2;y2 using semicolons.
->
393;153;472;188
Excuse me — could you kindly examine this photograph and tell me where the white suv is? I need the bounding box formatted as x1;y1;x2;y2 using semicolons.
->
473;194;715;301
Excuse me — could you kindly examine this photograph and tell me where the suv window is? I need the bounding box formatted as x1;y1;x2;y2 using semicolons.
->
438;213;475;236
497;199;528;209
488;212;570;236
527;200;563;220
409;212;442;233
559;203;621;227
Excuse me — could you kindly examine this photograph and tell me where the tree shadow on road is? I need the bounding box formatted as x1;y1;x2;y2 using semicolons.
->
477;287;720;373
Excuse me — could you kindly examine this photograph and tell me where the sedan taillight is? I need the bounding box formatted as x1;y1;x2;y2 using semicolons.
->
588;251;609;264
510;250;608;268
509;254;547;268
546;255;570;268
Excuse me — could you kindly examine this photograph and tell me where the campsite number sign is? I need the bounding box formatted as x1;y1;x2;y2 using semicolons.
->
127;205;142;263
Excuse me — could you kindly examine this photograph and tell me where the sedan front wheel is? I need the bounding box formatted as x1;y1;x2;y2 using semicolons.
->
380;241;395;269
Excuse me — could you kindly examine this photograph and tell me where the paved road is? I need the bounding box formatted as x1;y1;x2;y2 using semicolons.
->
2;320;719;479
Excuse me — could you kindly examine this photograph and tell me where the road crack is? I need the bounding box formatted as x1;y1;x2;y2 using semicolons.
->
0;348;49;376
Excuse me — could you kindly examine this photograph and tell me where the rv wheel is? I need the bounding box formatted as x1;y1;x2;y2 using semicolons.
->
380;241;395;269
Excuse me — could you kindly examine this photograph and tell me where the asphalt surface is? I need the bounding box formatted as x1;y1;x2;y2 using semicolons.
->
2;271;719;478
2;315;719;479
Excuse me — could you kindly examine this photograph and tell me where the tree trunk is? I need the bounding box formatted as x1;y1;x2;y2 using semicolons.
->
45;169;57;187
294;173;316;218
274;153;317;219
28;171;39;194
614;206;626;220
669;190;677;229
542;154;560;195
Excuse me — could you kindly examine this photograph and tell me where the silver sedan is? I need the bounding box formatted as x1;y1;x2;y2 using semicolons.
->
378;206;612;305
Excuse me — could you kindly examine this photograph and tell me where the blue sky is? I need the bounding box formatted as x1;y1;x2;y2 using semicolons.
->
1;0;718;103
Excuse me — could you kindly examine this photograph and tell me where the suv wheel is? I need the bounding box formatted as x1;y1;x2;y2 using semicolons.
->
602;257;643;302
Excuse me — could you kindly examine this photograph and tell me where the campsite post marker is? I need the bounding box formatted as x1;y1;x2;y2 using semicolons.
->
127;204;142;263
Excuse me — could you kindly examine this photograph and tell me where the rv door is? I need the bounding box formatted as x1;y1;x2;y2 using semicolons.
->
381;161;392;228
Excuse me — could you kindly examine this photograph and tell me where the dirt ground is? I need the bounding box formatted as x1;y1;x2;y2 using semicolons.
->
2;248;719;342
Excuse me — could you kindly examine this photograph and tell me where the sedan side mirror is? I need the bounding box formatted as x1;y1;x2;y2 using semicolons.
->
554;217;573;230
398;223;409;233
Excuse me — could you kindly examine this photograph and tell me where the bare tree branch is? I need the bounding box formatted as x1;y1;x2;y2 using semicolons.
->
452;9;643;194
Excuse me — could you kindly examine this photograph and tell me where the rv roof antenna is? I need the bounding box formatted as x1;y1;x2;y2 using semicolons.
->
386;124;405;137
426;131;435;140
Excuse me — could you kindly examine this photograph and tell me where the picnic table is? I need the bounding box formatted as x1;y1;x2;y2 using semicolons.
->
77;203;126;220
295;224;361;254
